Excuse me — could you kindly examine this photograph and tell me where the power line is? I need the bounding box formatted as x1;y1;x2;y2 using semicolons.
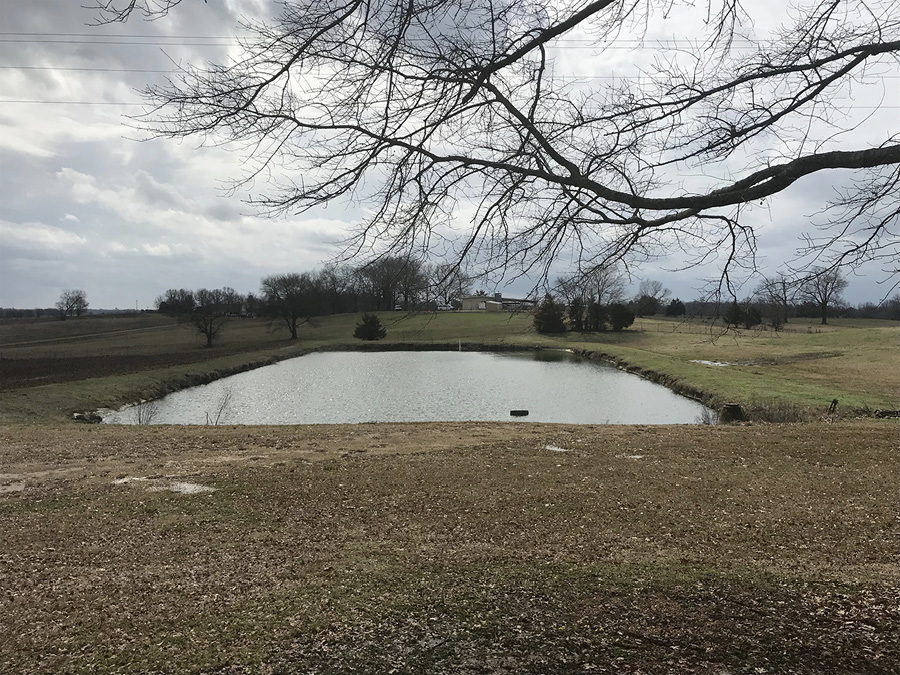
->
0;39;233;46
0;66;170;73
1;64;898;83
2;99;896;109
0;100;144;105
0;30;770;45
0;31;235;38
0;34;769;49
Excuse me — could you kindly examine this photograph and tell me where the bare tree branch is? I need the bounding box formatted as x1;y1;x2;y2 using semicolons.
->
112;0;898;286
85;0;191;24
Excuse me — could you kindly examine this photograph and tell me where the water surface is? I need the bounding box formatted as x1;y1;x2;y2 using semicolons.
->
104;350;708;425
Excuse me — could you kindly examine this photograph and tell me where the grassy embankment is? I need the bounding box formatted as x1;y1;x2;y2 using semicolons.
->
1;311;897;422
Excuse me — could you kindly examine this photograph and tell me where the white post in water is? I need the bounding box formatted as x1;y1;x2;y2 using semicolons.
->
458;340;461;352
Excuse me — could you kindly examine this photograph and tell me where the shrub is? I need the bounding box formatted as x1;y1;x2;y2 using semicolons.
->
665;298;686;317
533;294;567;333
608;303;635;331
354;313;386;340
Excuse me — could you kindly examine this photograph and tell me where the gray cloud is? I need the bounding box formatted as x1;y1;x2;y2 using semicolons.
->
0;0;893;308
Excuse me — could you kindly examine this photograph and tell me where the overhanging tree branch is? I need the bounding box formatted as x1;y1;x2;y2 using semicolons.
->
110;0;898;285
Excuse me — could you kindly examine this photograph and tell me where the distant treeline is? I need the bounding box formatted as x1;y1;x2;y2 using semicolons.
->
3;259;899;324
683;299;900;323
3;296;898;322
553;268;900;328
154;258;472;320
0;307;154;319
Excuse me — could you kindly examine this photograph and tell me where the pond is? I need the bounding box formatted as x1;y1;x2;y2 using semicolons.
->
103;350;710;425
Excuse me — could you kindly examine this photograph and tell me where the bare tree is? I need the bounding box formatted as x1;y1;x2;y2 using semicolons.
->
754;273;798;327
189;287;238;346
260;272;317;339
556;264;627;306
634;279;671;316
427;263;473;307
85;0;186;24
206;388;234;425
799;267;849;325
132;399;160;425
55;289;89;321
553;275;582;307
589;266;629;307
357;256;425;310
637;280;671;304
316;264;352;314
104;1;899;288
155;288;195;316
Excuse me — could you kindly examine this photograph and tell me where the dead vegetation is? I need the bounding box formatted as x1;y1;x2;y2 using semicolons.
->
1;421;897;674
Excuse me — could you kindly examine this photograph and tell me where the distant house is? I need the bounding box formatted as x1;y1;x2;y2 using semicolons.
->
460;293;537;312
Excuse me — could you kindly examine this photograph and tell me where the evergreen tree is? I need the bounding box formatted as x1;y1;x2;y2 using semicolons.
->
354;313;387;340
608;303;635;332
533;294;567;334
665;298;686;317
585;298;608;331
723;301;745;327
743;306;762;329
633;294;660;317
568;296;585;331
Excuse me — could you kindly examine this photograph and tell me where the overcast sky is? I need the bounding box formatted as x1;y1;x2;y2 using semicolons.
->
1;0;897;309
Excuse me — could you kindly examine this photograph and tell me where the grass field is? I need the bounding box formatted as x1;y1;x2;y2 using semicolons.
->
1;311;897;422
1;311;898;673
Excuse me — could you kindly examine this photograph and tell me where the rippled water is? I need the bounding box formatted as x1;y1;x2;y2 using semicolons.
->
103;350;710;425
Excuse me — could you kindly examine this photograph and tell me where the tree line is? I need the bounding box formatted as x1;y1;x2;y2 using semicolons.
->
153;259;473;345
534;267;900;334
2;265;899;330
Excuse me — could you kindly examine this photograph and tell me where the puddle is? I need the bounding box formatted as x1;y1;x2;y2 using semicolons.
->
690;360;733;367
114;477;216;494
544;445;569;452
617;454;645;460
0;481;26;494
155;481;216;495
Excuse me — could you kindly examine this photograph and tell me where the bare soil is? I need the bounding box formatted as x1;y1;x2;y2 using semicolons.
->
0;353;225;390
2;421;898;674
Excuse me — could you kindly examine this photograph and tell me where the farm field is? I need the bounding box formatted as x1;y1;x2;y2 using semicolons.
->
1;311;898;673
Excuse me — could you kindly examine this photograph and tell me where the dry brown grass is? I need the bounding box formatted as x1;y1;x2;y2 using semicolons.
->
2;421;898;674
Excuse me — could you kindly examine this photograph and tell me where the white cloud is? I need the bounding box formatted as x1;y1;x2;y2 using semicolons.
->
0;128;58;158
0;219;88;252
